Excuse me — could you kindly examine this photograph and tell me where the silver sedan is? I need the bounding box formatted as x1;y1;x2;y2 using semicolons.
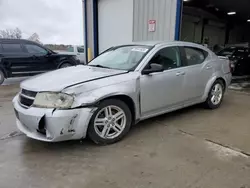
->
13;41;232;145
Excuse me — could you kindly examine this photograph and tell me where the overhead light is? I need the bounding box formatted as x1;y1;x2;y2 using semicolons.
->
183;0;190;2
247;19;250;22
227;12;236;15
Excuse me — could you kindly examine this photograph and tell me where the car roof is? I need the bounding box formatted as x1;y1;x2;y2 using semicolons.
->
131;40;205;47
0;38;39;45
130;40;211;52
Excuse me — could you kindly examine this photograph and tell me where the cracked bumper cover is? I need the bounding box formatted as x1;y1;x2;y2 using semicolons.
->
12;95;95;142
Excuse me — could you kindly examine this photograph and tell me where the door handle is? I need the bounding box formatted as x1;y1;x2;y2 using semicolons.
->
206;65;212;69
32;55;39;59
176;72;185;76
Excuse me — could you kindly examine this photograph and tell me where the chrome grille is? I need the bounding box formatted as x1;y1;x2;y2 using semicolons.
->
19;89;37;108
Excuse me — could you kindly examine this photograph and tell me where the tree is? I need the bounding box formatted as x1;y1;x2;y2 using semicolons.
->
28;33;41;44
0;27;22;39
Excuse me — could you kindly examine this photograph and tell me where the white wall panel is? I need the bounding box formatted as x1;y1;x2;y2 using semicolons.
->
98;0;133;53
133;0;177;42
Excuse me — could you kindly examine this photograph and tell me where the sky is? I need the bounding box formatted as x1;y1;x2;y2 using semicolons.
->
0;0;83;45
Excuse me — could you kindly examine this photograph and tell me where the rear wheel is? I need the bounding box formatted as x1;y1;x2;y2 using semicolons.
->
204;80;225;109
0;70;5;85
88;99;132;145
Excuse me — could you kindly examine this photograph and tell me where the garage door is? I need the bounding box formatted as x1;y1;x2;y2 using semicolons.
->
204;23;225;49
181;14;201;43
98;0;133;53
181;21;196;42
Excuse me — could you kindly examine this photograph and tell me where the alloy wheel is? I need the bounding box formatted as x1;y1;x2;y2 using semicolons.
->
211;83;223;105
93;105;127;139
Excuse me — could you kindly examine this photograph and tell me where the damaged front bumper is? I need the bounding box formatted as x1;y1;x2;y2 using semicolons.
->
13;95;95;142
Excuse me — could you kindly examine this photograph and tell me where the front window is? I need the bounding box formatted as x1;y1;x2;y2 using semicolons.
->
88;45;152;70
25;44;47;54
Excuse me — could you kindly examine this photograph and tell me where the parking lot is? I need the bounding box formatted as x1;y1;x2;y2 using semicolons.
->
1;80;250;188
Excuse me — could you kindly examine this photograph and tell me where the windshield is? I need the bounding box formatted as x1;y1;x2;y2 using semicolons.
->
88;45;152;70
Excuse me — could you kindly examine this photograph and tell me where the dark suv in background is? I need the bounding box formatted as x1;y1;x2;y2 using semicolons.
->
0;39;81;85
216;46;250;76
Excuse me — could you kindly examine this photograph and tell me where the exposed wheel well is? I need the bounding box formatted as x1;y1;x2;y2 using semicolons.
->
216;77;226;91
100;95;136;124
58;61;72;68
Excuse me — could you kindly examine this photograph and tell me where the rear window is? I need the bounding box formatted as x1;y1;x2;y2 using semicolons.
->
184;47;208;66
2;43;23;53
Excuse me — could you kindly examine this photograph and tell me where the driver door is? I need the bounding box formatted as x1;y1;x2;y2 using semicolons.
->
140;46;186;118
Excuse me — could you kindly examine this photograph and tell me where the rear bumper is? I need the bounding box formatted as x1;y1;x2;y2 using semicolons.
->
13;95;95;142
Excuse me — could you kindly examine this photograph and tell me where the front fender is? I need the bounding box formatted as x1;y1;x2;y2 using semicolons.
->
66;80;140;120
72;81;138;107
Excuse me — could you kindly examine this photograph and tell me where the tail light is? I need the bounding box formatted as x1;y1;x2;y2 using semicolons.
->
229;60;235;73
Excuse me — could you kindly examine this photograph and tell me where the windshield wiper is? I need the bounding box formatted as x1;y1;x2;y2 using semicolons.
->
89;64;111;69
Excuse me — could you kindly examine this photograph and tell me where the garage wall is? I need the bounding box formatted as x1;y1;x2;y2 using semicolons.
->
181;8;226;49
133;0;177;41
181;14;202;43
98;0;134;53
228;25;250;44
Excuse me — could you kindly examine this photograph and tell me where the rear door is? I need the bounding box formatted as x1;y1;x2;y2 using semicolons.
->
1;41;32;77
179;46;213;104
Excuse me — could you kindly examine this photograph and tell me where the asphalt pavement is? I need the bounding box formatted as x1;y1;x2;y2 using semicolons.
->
0;78;250;188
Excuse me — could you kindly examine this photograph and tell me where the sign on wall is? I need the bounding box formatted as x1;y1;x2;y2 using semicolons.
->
148;20;156;32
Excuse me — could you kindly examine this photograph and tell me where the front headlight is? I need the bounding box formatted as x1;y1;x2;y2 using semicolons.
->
33;92;74;109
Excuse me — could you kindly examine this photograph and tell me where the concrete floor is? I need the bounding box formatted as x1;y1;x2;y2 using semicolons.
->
0;82;250;188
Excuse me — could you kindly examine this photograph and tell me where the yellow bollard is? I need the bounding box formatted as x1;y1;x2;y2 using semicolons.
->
87;48;92;63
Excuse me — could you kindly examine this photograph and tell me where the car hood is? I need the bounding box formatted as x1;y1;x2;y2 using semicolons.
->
50;52;74;58
20;65;128;92
53;51;75;56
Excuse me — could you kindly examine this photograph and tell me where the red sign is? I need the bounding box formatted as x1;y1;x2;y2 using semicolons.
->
148;20;156;32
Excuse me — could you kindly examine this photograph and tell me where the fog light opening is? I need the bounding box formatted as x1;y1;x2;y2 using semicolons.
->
37;116;46;135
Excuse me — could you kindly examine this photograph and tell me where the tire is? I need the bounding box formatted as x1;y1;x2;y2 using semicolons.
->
87;99;132;145
204;80;225;109
59;62;72;68
0;70;5;85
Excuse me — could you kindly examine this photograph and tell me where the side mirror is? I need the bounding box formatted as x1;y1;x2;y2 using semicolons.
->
142;63;164;75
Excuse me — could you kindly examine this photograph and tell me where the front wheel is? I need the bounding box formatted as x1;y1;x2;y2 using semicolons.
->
59;62;72;68
204;80;225;109
0;70;5;85
87;99;132;145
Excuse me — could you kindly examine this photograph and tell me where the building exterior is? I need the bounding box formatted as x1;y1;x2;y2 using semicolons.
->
83;0;182;61
83;0;250;62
